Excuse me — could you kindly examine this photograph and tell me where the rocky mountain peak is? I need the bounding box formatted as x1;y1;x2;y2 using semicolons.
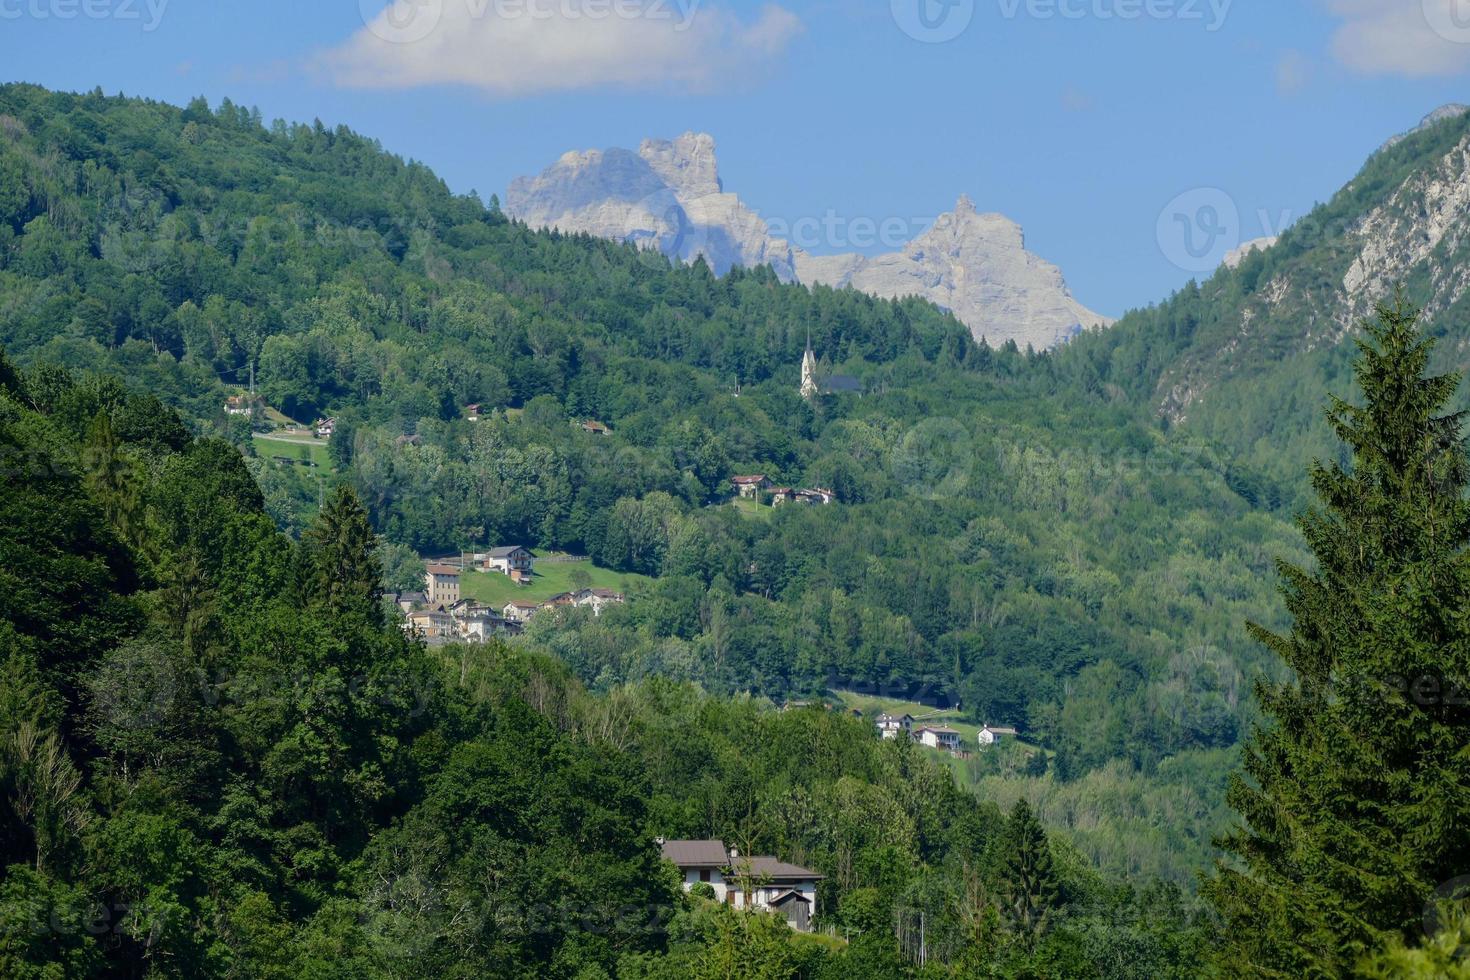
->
505;137;1111;349
638;132;723;198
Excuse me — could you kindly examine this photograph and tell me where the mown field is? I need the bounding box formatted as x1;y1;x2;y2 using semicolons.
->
458;559;652;607
251;431;332;467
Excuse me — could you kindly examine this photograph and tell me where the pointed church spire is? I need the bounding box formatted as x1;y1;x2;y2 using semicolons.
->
800;327;819;399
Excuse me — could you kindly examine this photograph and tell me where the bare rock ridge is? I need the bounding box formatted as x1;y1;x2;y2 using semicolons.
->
1377;104;1470;155
506;134;1112;349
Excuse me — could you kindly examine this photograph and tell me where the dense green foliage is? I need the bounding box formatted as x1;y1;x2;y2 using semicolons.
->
1205;299;1470;975
0;350;1216;976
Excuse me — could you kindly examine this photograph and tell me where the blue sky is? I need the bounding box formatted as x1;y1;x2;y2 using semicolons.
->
4;0;1470;316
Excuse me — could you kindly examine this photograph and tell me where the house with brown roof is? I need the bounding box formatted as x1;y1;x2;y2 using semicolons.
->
580;419;611;435
425;564;461;606
658;839;823;931
731;475;771;499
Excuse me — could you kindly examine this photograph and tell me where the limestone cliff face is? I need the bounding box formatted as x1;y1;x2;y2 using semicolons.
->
794;195;1110;349
506;134;798;282
506;134;1110;349
1148;105;1470;426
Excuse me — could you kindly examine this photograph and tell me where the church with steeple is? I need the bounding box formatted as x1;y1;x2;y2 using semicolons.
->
800;331;819;399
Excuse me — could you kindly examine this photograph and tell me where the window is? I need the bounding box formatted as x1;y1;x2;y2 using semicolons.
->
700;869;710;883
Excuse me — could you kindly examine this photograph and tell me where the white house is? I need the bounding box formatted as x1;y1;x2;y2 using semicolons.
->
572;588;624;616
502;600;541;624
659;839;822;931
977;724;1019;746
913;726;963;754
874;713;914;740
484;546;535;582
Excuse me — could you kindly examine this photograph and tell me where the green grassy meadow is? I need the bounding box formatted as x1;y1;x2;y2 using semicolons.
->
458;558;652;607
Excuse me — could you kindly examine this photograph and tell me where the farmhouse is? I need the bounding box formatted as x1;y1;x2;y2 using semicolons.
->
424;564;461;606
580;419;611;435
314;417;336;438
485;546;535;582
914;726;963;754
875;713;914;740
659;839;823;931
977;724;1019;746
770;487;835;507
731;475;771;499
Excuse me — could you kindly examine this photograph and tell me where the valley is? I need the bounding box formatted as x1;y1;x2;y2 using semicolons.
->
1;79;1468;977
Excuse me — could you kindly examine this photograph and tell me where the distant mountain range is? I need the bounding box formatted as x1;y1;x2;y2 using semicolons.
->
506;133;1111;350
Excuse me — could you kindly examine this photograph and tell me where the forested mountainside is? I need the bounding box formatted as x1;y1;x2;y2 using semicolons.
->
0;80;1306;892
1066;105;1470;503
0;354;1216;976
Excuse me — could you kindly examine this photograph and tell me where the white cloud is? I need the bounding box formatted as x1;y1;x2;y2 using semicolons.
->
1325;0;1470;77
321;0;803;96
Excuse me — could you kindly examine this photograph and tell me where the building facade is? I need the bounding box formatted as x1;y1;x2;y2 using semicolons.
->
660;839;822;931
425;564;461;606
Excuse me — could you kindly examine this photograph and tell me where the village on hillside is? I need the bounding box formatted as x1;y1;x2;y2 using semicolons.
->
389;548;627;646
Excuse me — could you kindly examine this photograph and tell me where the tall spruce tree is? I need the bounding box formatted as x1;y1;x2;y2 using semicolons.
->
300;485;383;625
1205;296;1470;976
1001;798;1059;944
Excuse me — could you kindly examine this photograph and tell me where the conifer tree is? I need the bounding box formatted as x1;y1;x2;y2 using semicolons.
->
300;484;382;625
1001;798;1059;944
1205;296;1470;975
